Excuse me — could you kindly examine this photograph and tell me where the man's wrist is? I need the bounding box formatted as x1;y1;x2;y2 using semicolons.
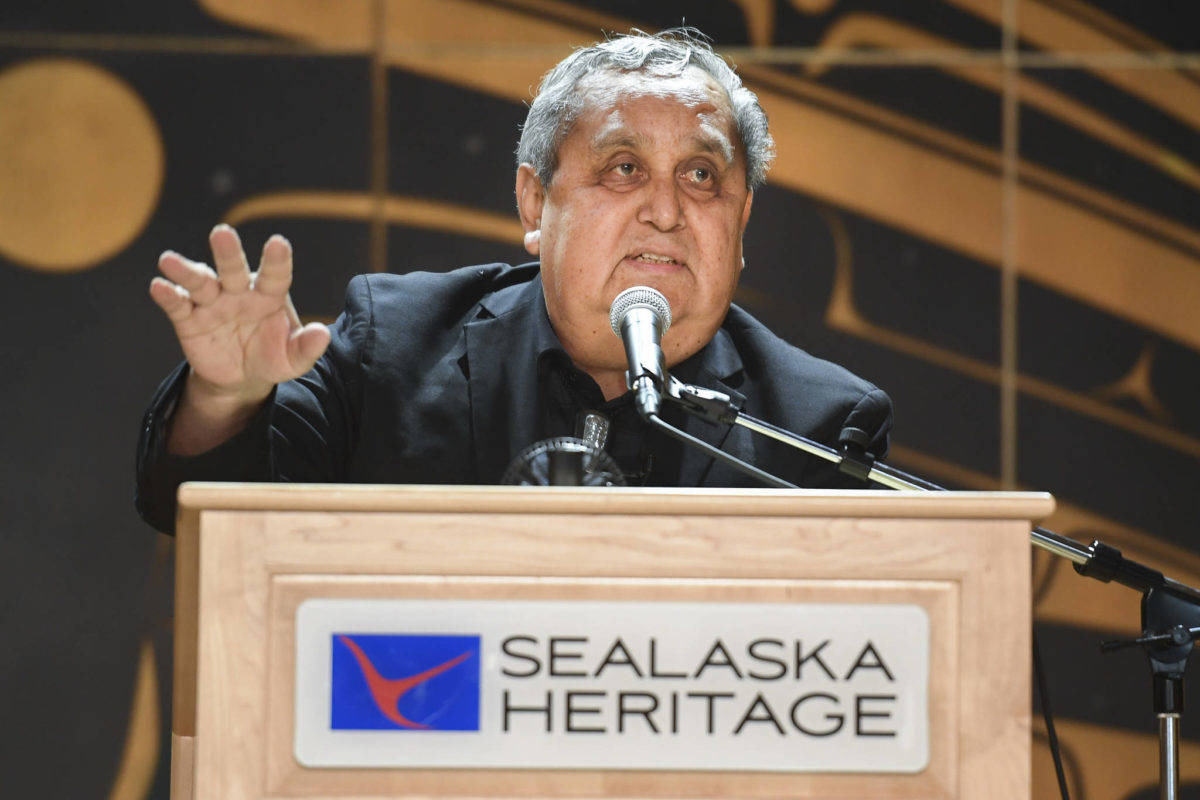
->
166;371;273;456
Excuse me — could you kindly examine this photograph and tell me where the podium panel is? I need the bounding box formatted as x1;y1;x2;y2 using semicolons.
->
171;484;1052;799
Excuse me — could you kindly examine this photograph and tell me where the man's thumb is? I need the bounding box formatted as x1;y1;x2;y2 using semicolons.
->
287;322;331;375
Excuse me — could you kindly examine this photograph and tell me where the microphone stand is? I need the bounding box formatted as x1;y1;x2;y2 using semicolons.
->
647;374;1200;800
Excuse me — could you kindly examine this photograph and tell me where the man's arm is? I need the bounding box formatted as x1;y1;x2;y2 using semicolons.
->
846;387;894;461
802;386;894;490
137;224;339;533
148;225;331;454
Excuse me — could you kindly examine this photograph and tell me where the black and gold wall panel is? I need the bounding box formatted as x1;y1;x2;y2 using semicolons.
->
2;1;1197;798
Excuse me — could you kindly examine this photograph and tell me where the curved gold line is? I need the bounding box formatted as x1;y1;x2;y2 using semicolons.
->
106;638;159;800
809;14;1200;192
944;0;1200;132
222;190;525;245
757;67;1200;349
819;206;1200;460
470;0;639;38
198;0;374;50
1040;0;1197;60
740;61;1200;259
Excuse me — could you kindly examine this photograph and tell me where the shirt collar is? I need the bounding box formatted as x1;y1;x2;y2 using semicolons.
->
478;264;745;387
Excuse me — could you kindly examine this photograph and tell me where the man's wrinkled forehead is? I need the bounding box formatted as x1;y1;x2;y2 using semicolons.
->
574;67;738;164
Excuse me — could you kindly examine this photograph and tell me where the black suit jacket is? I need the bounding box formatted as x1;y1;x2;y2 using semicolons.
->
136;263;892;534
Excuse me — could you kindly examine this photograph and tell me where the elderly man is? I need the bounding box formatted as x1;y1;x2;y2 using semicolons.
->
136;29;892;534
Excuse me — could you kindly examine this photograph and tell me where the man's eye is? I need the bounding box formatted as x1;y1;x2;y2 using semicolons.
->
613;162;637;177
685;166;714;185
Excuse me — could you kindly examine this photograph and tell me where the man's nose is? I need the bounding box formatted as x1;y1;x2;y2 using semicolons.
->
636;175;685;231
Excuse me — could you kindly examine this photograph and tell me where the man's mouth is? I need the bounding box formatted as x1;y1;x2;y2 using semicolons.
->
629;252;684;266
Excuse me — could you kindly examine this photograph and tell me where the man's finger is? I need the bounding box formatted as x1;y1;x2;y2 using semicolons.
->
149;277;194;323
209;224;252;293
157;251;220;305
287;322;331;375
255;234;293;298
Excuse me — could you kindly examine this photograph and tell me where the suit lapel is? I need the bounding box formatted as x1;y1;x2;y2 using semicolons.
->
463;277;553;484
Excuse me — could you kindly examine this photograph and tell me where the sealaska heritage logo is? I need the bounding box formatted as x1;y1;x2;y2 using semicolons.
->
330;633;480;730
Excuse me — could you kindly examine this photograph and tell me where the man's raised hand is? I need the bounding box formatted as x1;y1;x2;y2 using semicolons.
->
148;224;330;454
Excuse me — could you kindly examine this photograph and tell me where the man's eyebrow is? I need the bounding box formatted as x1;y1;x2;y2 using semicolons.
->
590;129;734;164
691;124;734;163
690;132;734;163
590;128;649;153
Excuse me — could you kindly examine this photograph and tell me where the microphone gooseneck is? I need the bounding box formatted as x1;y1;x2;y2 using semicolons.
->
609;286;672;419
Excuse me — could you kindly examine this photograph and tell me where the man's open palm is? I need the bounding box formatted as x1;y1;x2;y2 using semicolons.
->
148;224;330;403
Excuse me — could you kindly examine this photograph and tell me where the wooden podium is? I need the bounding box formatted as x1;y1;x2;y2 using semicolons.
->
171;483;1052;800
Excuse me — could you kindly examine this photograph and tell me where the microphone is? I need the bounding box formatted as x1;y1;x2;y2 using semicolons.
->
609;286;672;419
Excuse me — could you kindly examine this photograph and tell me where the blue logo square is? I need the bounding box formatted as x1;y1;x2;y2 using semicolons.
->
331;633;480;731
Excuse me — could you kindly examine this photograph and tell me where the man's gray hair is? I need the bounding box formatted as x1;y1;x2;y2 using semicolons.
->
517;28;775;190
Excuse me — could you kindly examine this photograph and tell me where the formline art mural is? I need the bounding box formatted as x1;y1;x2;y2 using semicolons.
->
1;1;1198;797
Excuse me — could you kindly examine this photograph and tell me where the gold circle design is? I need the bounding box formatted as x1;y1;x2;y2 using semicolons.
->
0;58;164;273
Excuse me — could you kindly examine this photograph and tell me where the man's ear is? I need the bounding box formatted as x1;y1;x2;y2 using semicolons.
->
515;164;545;256
737;189;754;272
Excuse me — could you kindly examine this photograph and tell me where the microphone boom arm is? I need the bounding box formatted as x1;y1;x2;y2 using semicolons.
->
662;375;1200;602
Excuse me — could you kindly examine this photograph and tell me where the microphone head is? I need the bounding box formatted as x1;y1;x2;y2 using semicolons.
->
609;286;672;337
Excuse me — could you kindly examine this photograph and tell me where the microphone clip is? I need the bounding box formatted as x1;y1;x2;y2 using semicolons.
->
664;375;740;425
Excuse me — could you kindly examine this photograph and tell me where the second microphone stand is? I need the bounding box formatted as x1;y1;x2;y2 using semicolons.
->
646;373;1200;800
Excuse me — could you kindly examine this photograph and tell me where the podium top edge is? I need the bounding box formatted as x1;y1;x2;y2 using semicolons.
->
177;483;1055;521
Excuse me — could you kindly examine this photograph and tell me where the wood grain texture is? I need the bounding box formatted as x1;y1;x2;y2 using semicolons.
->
176;486;1036;799
177;482;1054;520
195;513;270;799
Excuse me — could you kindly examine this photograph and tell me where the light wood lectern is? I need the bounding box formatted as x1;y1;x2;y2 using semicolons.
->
171;483;1052;800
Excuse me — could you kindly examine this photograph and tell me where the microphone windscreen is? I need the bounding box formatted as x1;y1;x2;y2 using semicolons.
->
609;286;672;337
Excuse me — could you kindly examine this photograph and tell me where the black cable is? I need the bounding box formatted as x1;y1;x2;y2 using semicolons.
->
645;412;797;489
1033;629;1071;800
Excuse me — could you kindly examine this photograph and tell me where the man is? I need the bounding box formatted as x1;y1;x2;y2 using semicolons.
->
136;29;892;534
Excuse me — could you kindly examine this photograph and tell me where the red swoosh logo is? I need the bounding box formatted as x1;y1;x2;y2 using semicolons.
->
337;636;474;729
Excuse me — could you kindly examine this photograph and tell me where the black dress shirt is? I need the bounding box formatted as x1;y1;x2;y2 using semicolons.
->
136;263;892;534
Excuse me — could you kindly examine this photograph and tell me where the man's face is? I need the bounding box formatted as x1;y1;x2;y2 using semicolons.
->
517;66;753;377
